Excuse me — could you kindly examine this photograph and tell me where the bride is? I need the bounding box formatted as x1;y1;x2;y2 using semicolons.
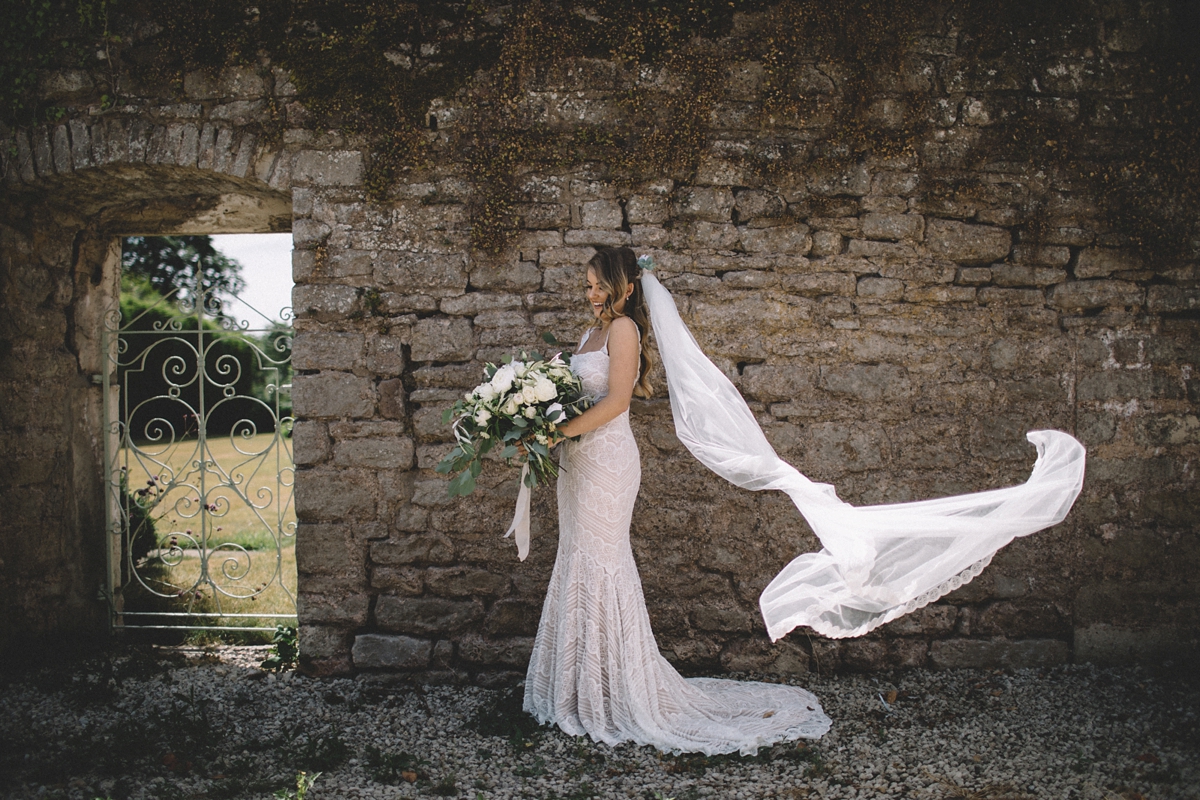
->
516;247;1085;755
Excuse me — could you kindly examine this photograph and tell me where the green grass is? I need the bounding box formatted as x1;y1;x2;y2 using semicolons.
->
123;430;296;551
120;431;297;628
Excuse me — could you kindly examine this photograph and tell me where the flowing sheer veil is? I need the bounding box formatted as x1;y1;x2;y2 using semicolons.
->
639;270;1086;640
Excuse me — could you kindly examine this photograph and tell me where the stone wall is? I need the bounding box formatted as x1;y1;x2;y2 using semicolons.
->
2;2;1197;674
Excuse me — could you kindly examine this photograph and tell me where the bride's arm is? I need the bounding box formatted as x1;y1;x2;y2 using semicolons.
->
557;316;639;439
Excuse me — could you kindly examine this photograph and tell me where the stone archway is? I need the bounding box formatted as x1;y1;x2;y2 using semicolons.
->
0;114;294;651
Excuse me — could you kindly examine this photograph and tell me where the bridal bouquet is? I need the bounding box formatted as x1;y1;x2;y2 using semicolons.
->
437;338;592;497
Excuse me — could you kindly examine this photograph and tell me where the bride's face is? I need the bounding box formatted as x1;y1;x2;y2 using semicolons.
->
586;266;629;319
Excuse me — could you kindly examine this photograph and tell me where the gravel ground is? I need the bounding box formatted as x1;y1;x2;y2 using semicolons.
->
1;645;1196;800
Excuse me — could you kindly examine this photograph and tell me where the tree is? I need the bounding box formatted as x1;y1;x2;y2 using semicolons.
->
122;236;246;310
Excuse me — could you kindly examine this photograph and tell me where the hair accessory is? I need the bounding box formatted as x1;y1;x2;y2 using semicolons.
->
637;254;656;272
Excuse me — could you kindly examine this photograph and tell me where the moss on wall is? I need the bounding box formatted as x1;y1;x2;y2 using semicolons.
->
5;0;1197;257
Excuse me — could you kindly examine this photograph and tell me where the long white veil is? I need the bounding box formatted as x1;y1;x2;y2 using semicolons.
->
639;270;1086;641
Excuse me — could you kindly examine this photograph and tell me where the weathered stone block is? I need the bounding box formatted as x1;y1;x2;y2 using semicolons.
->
810;230;844;256
467;261;541;292
292;331;364;371
484;599;541;636
977;287;1045;306
292;219;331;249
882;605;958;636
457;634;535;667
292;285;359;319
782;272;856;296
842;639;889;672
808;163;872;196
538;247;597;271
426;566;510;597
293;150;364;186
379;378;407;419
413;405;453;442
296;522;366;578
872;171;920;195
733;190;786;221
378;252;469;295
410;318;473;362
363;335;404;375
672;187;734;222
904;285;977;303
334;437;414;469
991;265;1067;287
820;364;911;402
930;638;1069;670
1147;286;1200;313
625;194;669;224
371;565;424;594
857;277;904;300
371;534;456;565
925;219;1012;265
564;230;630;247
1049;280;1144;310
1075;247;1144;278
324;250;373;278
862;213;925;242
1075;624;1199;665
580;199;623;228
802;422;886;473
517;203;570;229
291;420;331;466
848;239;918;263
741;363;816;402
376;596;483;633
292;372;375;418
297;592;370;626
1011;244;1071;267
353;634;432;669
294;468;376;521
672;221;734;250
299;625;349;660
691;604;753;632
739;225;812;254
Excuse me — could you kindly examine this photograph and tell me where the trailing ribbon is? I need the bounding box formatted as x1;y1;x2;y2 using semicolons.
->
504;463;532;561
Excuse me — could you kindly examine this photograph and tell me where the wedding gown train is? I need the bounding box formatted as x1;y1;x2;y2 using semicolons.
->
523;329;833;755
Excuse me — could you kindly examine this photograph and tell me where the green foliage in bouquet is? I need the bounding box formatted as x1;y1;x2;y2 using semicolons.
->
437;333;593;497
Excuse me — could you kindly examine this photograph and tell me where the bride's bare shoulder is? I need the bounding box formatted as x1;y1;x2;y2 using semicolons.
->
608;316;638;349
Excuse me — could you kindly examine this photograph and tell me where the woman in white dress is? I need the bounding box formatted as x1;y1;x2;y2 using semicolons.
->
522;246;833;755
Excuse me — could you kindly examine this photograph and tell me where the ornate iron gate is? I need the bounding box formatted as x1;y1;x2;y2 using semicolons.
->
102;269;296;632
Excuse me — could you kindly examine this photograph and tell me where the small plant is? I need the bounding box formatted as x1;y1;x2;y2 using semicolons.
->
275;771;321;800
293;726;350;772
365;746;425;784
431;772;458;796
261;625;298;672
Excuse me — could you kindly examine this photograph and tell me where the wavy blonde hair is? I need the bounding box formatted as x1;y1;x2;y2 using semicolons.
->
588;246;653;398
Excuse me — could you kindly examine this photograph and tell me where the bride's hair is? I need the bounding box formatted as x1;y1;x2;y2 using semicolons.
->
588;246;654;398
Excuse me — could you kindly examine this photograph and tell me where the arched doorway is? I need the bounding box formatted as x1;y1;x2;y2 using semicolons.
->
0;136;293;648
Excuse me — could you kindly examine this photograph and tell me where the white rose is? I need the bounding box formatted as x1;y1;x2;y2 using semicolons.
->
477;384;497;402
502;396;520;416
513;361;527;378
533;376;557;402
490;364;516;393
545;402;565;423
465;390;475;401
474;409;492;426
524;406;537;418
521;385;538;404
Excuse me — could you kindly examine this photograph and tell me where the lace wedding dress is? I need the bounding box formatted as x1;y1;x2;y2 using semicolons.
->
523;327;833;755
